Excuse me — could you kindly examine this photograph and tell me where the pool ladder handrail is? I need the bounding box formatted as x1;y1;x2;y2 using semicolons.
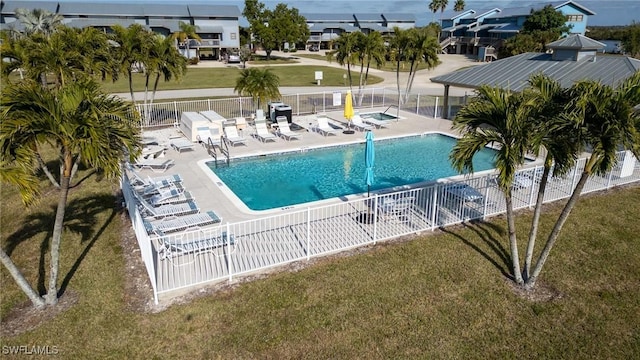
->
206;136;230;167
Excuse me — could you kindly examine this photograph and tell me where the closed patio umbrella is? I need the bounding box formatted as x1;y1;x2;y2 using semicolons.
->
364;130;375;197
344;90;354;127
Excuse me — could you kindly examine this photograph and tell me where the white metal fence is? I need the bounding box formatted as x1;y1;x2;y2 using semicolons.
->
122;150;640;304
135;87;468;128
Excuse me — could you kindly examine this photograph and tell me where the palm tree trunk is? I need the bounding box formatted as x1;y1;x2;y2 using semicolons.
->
0;248;45;308
526;167;591;289
523;160;552;280
35;148;60;188
45;151;72;305
505;191;524;284
128;70;136;104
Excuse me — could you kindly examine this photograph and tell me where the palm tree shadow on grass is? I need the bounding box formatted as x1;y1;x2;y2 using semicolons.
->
440;220;514;281
4;194;118;296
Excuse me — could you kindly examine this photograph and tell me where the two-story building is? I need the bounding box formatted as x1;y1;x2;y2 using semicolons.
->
439;1;595;60
304;13;415;50
0;0;241;61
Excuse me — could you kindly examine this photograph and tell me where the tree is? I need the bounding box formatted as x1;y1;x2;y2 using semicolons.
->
355;31;386;106
525;72;640;289
233;67;281;111
243;0;307;60
454;0;465;12
172;21;202;59
110;24;152;103
621;21;640;58
387;27;411;108
451;86;538;285
14;8;63;36
402;27;441;103
269;4;309;51
501;5;572;57
0;78;141;307
428;0;443;24
327;32;360;93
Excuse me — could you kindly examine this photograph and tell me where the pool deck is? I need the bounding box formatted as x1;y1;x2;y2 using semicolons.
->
136;108;461;223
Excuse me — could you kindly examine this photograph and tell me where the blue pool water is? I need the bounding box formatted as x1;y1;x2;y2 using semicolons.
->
207;134;497;210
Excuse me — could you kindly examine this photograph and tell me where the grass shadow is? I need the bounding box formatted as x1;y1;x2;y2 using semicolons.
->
440;220;513;280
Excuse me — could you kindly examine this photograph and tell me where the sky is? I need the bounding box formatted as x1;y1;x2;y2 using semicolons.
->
30;0;640;27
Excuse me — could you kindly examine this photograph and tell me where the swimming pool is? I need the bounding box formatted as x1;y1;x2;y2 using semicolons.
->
206;134;497;211
361;111;398;121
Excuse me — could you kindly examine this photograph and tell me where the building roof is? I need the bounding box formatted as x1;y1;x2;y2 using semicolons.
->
380;13;416;22
1;1;58;14
303;13;356;22
354;13;384;22
148;19;182;32
547;34;605;50
489;23;522;33
188;5;240;18
484;0;596;19
308;22;359;32
359;23;390;32
431;52;640;92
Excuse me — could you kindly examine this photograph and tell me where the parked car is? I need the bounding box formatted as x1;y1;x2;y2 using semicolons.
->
308;45;319;52
227;54;241;63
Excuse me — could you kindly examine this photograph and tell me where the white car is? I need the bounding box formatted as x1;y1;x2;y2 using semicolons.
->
227;54;241;63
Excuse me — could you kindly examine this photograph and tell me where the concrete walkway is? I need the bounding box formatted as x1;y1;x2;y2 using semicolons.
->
115;50;482;100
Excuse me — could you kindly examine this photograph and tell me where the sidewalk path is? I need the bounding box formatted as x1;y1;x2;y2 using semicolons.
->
114;51;482;101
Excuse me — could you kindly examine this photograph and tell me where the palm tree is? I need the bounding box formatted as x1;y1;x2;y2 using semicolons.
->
521;74;579;280
387;27;411;109
451;86;537;285
172;21;202;60
0;79;141;306
110;24;152;103
355;31;386;106
454;0;466;12
428;0;441;24
234;68;281;111
526;72;640;289
402;27;441;103
328;32;360;93
146;34;187;107
14;8;63;36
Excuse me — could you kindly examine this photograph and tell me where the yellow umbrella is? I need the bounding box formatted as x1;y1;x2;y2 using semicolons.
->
344;90;354;122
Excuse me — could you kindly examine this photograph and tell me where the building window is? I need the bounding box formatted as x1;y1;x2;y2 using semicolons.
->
567;15;583;22
230;33;237;40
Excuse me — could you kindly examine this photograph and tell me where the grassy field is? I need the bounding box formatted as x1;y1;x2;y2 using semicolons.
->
98;65;384;94
1;167;639;358
296;53;438;72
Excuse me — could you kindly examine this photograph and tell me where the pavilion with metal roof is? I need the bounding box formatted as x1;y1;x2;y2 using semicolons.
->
431;34;640;119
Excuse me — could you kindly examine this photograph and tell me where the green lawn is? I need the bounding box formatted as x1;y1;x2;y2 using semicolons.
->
99;65;384;94
296;53;437;72
2;167;639;358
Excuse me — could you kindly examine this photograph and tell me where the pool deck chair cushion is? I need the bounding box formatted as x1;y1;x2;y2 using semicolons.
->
131;158;175;173
224;125;247;146
255;121;277;142
315;115;339;136
155;229;235;259
350;114;374;131
277;118;302;141
170;138;196;152
143;211;222;234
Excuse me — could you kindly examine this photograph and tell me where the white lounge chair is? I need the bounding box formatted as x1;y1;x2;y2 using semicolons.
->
315;115;339;136
277;118;302;141
155;228;235;259
224;125;247;146
135;191;199;220
359;113;388;129
444;183;484;202
130;158;175;173
255;109;267;122
147;187;193;206
143;211;222;234
196;126;222;148
170;138;196;152
350;114;374;131
126;163;183;188
255;121;277;142
377;196;415;223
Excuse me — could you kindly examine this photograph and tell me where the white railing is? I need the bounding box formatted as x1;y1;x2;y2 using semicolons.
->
136;88;462;128
123;151;640;304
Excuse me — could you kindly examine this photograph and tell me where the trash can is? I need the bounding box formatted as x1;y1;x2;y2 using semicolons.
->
275;105;292;123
